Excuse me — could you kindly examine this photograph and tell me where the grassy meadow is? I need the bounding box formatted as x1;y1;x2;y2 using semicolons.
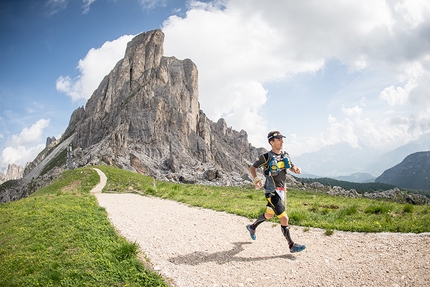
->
1;165;429;286
99;165;430;233
0;168;167;287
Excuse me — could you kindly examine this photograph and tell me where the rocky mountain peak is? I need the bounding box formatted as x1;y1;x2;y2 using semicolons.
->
59;29;262;184
1;29;264;203
0;163;24;184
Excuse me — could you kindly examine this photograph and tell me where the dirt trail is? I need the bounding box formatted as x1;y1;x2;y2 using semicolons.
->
91;168;430;287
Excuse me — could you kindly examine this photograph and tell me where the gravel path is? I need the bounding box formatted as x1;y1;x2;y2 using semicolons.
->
91;169;430;287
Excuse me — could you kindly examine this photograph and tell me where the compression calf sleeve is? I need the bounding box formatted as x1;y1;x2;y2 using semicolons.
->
281;225;294;247
251;213;266;229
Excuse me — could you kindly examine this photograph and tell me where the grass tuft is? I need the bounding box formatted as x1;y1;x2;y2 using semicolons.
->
365;204;390;214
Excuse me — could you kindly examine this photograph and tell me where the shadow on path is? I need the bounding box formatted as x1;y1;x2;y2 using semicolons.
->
168;241;296;266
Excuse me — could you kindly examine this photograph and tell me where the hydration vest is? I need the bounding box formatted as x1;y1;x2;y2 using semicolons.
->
263;151;292;176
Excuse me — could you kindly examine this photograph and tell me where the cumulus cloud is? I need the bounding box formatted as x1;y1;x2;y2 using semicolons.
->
54;0;430;154
160;0;430;152
394;0;430;28
380;85;410;106
341;106;362;119
1;119;50;170
1;144;46;170
8;119;50;146
56;35;134;101
316;102;416;153
290;103;413;157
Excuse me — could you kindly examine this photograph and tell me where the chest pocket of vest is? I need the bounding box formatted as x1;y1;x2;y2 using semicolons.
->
283;156;291;169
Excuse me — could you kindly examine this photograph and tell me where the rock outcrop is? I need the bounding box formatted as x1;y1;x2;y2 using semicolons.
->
0;164;24;184
46;136;57;147
60;29;262;185
305;183;429;205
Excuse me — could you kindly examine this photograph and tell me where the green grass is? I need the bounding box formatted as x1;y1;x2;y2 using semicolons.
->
1;165;429;286
0;168;167;287
98;165;430;233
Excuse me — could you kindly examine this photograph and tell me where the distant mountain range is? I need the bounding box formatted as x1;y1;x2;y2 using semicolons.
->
294;132;430;179
334;173;376;183
296;172;376;183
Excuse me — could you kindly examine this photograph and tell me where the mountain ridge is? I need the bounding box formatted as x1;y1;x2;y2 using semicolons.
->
375;151;430;191
294;132;430;178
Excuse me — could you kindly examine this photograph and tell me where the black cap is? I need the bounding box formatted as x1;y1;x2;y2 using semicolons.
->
267;131;286;141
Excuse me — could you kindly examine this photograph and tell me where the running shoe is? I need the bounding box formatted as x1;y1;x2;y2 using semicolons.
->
290;243;306;253
246;224;256;240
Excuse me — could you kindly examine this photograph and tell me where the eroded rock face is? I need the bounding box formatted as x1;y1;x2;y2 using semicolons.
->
0;164;24;184
3;29;264;204
62;29;262;184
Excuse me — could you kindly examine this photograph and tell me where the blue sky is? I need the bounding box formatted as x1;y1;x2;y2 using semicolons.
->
1;0;430;173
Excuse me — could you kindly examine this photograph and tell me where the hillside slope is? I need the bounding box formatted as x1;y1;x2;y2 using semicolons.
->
376;151;430;190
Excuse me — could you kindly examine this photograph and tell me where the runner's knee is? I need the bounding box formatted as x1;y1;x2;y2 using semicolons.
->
279;214;289;225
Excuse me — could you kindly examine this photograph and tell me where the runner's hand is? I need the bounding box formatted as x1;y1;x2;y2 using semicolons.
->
253;178;263;189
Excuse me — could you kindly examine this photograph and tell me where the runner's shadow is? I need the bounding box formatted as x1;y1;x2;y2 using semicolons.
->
168;241;296;266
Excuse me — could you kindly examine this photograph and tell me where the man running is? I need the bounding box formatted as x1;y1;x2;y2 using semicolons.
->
247;131;306;253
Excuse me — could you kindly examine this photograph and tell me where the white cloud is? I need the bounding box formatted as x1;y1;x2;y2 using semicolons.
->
380;85;410;106
324;117;359;148
394;0;430;28
56;35;135;101
160;0;430;154
341;106;362;119
162;0;327;147
53;0;430;156
46;0;104;15
82;0;97;14
1;144;46;170
46;0;68;15
314;103;417;152
1;119;50;170
138;0;167;9
8;119;50;146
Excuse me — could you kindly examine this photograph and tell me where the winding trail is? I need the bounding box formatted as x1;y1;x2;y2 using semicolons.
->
91;168;430;287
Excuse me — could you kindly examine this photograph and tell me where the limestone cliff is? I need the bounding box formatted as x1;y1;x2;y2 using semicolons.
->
0;164;24;184
61;29;262;184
